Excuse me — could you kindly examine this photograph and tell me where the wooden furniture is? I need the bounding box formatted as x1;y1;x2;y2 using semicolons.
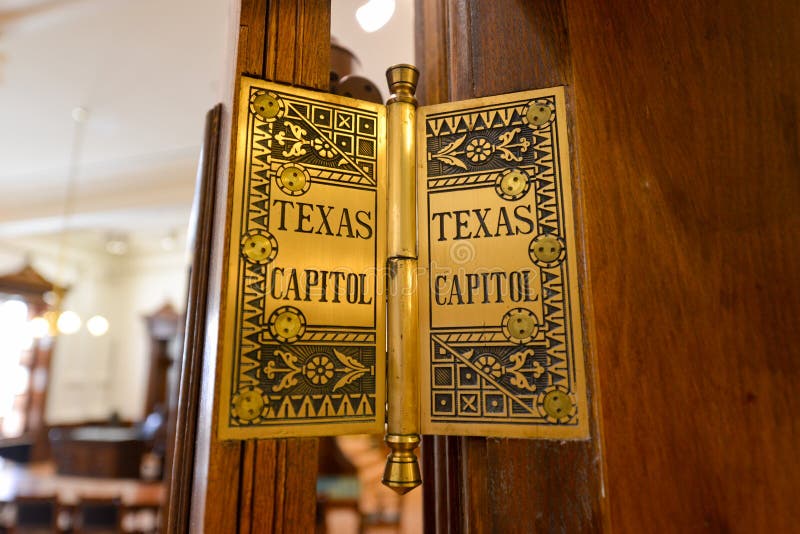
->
0;461;162;506
73;497;122;533
143;303;181;420
118;503;160;534
49;427;144;479
0;459;163;532
0;265;63;462
8;495;58;533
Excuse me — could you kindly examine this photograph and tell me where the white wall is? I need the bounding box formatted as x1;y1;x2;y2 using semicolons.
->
331;0;415;101
104;247;188;421
0;236;188;425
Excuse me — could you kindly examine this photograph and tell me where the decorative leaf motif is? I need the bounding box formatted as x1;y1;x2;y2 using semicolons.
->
332;370;366;392
286;122;307;139
266;350;303;392
275;121;309;158
275;349;301;371
494;127;530;162
264;361;278;379
431;135;469;169
508;373;537;392
438;135;466;155
332;348;366;371
273;371;300;392
433;154;468;169
505;349;542;392
507;349;533;372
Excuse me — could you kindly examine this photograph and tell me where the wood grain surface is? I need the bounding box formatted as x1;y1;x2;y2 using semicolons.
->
417;1;605;532
567;0;800;531
164;103;221;533
419;0;800;532
185;1;330;532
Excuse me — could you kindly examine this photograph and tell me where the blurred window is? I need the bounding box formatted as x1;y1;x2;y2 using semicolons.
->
0;298;33;438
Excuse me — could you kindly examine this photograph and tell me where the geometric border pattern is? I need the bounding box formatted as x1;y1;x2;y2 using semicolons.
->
419;88;588;436
219;77;386;438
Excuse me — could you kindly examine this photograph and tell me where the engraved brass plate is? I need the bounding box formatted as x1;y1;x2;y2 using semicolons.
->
218;77;386;439
417;87;589;438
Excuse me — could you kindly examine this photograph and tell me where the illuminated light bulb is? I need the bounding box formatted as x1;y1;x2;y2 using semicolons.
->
29;317;51;339
86;315;110;337
56;310;81;334
355;0;396;33
1;299;27;319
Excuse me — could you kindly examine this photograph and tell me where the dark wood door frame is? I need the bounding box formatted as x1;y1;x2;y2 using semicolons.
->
416;2;605;532
166;1;331;532
417;0;800;532
170;0;800;531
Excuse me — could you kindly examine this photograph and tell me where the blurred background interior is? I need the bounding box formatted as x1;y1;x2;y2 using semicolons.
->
0;0;416;532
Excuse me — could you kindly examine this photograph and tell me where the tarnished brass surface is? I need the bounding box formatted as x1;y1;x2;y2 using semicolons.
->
386;64;419;258
386;258;419;435
383;64;421;494
220;71;587;446
218;77;387;439
417;87;589;438
382;434;422;494
525;101;552;127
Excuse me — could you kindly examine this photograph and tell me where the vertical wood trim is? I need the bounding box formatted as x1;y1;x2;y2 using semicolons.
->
188;1;330;532
460;438;486;532
414;0;448;106
265;0;330;90
272;441;289;534
251;440;279;528
264;0;297;82
420;436;436;532
164;103;222;533
445;0;473;101
188;2;243;532
416;1;606;531
294;0;330;90
423;433;468;533
237;441;257;533
280;438;320;529
238;0;268;77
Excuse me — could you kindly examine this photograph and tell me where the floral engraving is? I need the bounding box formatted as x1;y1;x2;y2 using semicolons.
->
430;128;531;169
275;121;309;158
312;137;336;159
304;355;334;385
465;138;493;163
475;354;503;379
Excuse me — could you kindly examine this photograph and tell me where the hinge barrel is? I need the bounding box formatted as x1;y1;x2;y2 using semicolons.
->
386;66;419;258
383;64;422;495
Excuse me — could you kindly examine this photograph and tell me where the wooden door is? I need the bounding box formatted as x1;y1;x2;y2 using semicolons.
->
173;0;799;531
417;0;800;532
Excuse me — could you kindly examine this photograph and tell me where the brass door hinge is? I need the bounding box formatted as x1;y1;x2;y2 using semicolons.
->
217;65;589;494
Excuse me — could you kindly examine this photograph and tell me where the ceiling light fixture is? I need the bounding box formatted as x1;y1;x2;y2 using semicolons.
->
56;310;81;335
355;0;395;33
86;315;109;337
